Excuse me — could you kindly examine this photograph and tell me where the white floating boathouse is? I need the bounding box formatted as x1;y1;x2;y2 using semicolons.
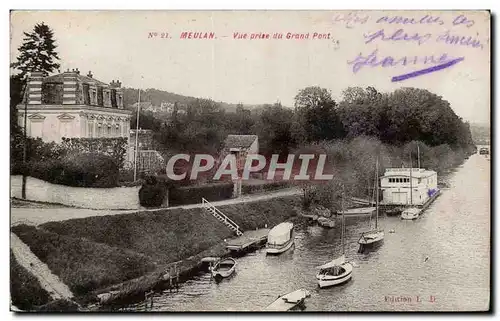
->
380;168;438;206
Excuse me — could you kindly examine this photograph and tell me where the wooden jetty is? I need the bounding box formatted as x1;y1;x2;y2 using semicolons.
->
226;228;270;252
419;189;441;212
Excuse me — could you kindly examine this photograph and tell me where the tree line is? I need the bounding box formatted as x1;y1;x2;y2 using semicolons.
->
129;85;476;157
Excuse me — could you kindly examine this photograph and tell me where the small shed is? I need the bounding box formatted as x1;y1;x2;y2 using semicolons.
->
221;134;259;170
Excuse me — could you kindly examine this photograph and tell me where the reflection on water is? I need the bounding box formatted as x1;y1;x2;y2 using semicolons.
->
127;153;490;312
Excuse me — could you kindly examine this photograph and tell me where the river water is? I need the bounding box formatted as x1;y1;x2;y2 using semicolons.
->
129;152;490;312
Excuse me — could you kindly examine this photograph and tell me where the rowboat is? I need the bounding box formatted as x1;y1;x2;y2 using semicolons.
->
211;258;236;282
317;217;336;228
337;207;375;217
264;289;311;311
401;207;421;220
266;222;294;254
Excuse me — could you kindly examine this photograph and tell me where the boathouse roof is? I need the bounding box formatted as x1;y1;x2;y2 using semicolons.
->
382;168;437;178
224;135;258;149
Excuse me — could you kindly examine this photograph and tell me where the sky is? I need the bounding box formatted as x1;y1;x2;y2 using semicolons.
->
10;10;490;124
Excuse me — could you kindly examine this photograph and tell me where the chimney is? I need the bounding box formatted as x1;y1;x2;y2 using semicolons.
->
87;71;93;78
110;80;122;89
27;71;44;105
63;70;78;105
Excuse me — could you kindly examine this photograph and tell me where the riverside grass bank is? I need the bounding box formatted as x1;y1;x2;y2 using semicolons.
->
11;195;304;310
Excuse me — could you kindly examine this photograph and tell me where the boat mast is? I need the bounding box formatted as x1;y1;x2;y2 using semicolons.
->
417;143;420;169
409;152;413;206
341;184;345;255
375;159;379;229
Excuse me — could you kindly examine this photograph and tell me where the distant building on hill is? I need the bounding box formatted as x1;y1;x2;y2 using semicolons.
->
131;101;153;111
17;69;132;143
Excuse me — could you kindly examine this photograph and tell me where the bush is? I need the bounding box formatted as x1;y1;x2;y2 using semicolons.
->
28;152;120;188
169;182;234;206
139;183;166;208
61;137;128;168
10;251;51;311
241;181;291;195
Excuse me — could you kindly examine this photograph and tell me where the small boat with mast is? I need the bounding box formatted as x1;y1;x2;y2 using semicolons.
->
401;145;422;220
316;186;353;288
358;159;384;253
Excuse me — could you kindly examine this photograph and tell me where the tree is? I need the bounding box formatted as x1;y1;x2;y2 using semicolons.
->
252;103;296;155
294;86;346;142
338;86;388;138
11;22;60;77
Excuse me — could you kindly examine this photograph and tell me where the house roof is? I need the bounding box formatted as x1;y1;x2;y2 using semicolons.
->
224;135;258;149
43;73;109;86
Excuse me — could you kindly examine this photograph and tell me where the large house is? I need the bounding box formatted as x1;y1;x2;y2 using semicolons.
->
17;69;132;143
380;167;438;206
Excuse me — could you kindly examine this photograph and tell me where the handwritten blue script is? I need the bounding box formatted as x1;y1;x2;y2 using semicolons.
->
391;58;464;82
436;30;484;49
364;28;432;45
347;50;461;73
376;15;445;25
332;12;369;28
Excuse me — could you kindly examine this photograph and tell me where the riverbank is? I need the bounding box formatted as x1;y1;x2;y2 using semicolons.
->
11;195;302;310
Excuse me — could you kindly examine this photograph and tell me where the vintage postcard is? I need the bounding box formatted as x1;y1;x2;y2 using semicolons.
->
9;10;490;312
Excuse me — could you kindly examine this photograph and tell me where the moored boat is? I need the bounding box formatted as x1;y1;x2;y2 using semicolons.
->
401;207;421;220
316;255;353;288
358;159;384;253
317;185;353;288
337;207;375;217
264;289;311;311
358;230;384;252
211;258;236;282
266;222;294;254
317;216;336;228
385;207;403;216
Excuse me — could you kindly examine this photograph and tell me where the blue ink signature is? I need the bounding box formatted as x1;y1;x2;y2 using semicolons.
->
364;28;432;45
391;58;464;82
347;49;455;73
347;50;464;81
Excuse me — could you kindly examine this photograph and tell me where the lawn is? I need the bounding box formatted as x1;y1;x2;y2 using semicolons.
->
11;196;300;300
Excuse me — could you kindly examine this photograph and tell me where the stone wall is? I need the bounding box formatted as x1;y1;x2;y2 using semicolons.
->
11;176;140;210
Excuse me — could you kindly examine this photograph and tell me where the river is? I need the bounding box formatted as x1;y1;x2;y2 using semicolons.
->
127;152;490;312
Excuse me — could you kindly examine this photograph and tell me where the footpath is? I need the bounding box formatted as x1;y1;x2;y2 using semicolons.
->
11;187;302;226
10;232;74;301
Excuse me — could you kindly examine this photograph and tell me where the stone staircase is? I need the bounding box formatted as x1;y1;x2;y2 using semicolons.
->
202;198;243;236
